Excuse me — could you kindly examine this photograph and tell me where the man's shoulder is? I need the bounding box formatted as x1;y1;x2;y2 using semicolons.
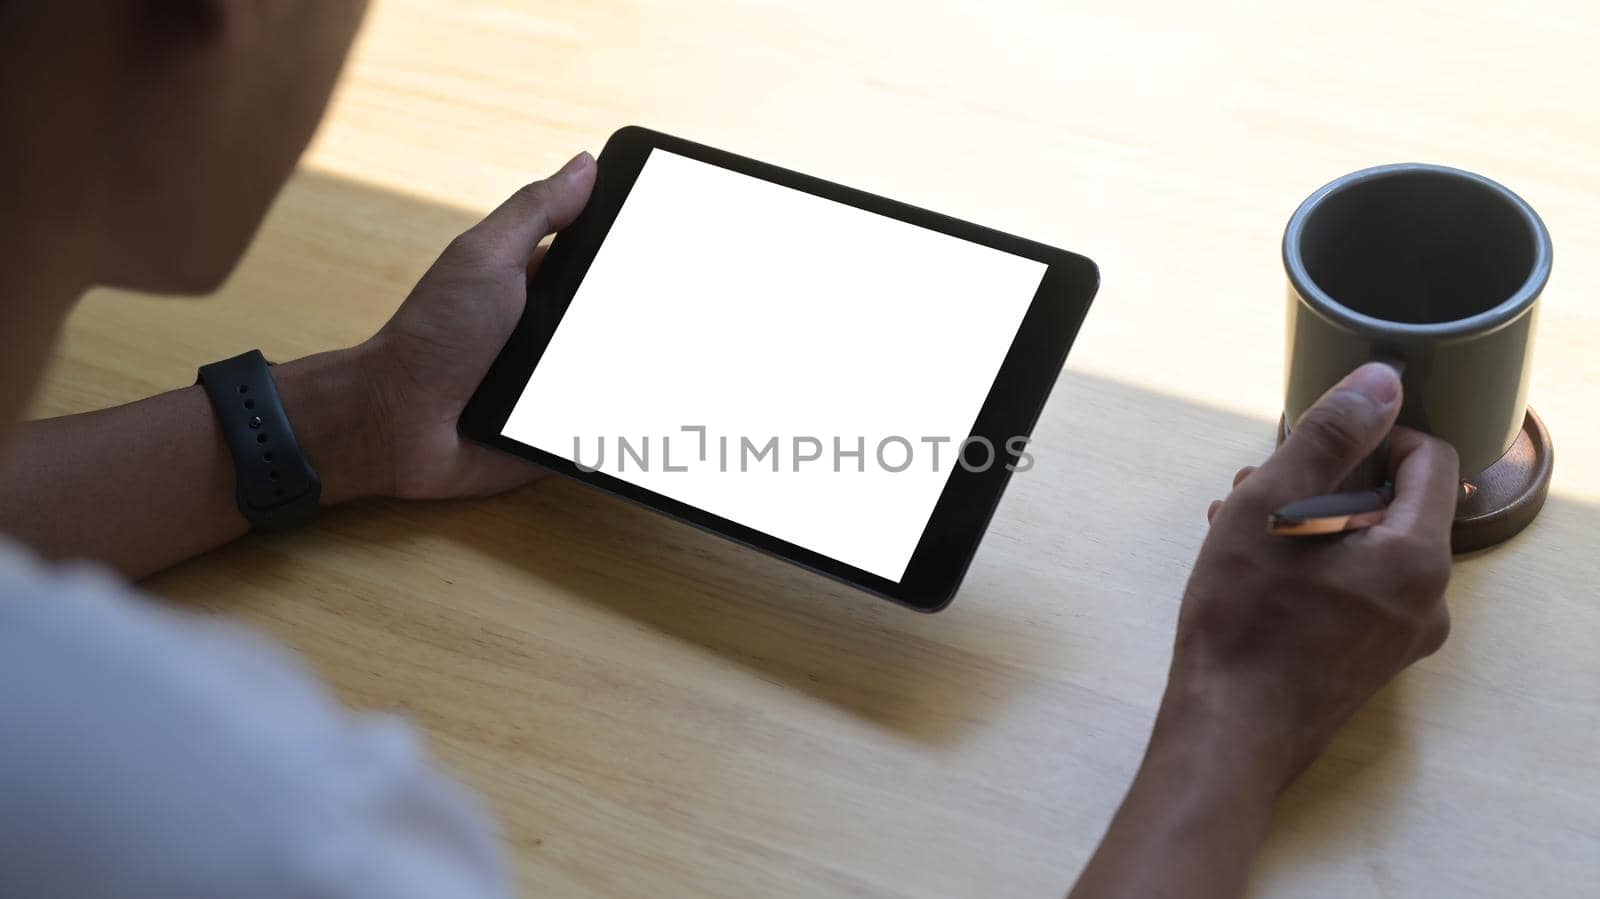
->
0;538;296;683
0;537;127;605
0;538;168;653
0;536;510;899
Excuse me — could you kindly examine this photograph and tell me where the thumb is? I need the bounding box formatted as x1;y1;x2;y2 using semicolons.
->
1252;362;1403;504
463;151;597;268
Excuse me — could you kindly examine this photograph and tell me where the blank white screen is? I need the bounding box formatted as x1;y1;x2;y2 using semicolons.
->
503;149;1045;581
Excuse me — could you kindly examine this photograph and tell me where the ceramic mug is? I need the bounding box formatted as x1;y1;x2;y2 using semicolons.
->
1282;163;1551;477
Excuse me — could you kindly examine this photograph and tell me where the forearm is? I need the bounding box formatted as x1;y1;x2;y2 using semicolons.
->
0;347;390;580
1068;684;1290;899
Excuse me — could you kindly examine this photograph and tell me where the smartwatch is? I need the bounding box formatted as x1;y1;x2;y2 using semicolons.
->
196;350;321;532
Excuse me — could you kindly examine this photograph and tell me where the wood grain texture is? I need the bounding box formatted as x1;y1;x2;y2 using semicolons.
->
31;1;1600;895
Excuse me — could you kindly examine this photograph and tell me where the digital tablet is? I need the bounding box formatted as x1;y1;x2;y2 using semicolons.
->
461;127;1098;611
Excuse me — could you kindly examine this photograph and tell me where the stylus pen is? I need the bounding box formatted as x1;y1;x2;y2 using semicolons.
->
1269;481;1476;537
1268;483;1395;536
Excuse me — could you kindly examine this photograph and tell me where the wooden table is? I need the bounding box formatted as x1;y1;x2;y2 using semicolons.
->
35;1;1600;895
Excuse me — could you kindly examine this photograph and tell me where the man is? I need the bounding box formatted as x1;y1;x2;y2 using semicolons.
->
0;2;1459;897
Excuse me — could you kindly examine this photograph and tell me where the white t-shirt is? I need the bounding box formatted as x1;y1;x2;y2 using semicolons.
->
0;540;509;899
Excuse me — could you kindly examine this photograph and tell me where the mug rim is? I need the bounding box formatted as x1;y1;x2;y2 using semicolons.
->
1282;162;1552;340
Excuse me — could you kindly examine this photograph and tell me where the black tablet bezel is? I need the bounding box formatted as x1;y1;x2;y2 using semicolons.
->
460;126;1098;612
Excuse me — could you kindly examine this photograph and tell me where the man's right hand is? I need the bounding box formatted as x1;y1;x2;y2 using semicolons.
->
1175;361;1460;786
1070;361;1460;899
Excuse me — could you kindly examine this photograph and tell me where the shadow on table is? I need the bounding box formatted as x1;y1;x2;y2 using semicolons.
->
145;169;1594;869
352;356;1274;749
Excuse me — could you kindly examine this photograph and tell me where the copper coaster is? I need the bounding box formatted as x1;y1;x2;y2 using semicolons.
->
1274;407;1553;554
1452;408;1553;552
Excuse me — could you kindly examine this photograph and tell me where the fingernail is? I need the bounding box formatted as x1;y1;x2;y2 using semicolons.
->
558;151;593;176
1344;361;1402;408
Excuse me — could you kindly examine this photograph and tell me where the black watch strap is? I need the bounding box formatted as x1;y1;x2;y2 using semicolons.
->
197;350;321;532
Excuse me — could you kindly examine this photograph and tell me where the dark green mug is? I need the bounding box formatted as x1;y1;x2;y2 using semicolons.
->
1282;163;1551;477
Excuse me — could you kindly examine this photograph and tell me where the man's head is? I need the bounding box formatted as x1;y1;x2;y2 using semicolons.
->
1;0;367;295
